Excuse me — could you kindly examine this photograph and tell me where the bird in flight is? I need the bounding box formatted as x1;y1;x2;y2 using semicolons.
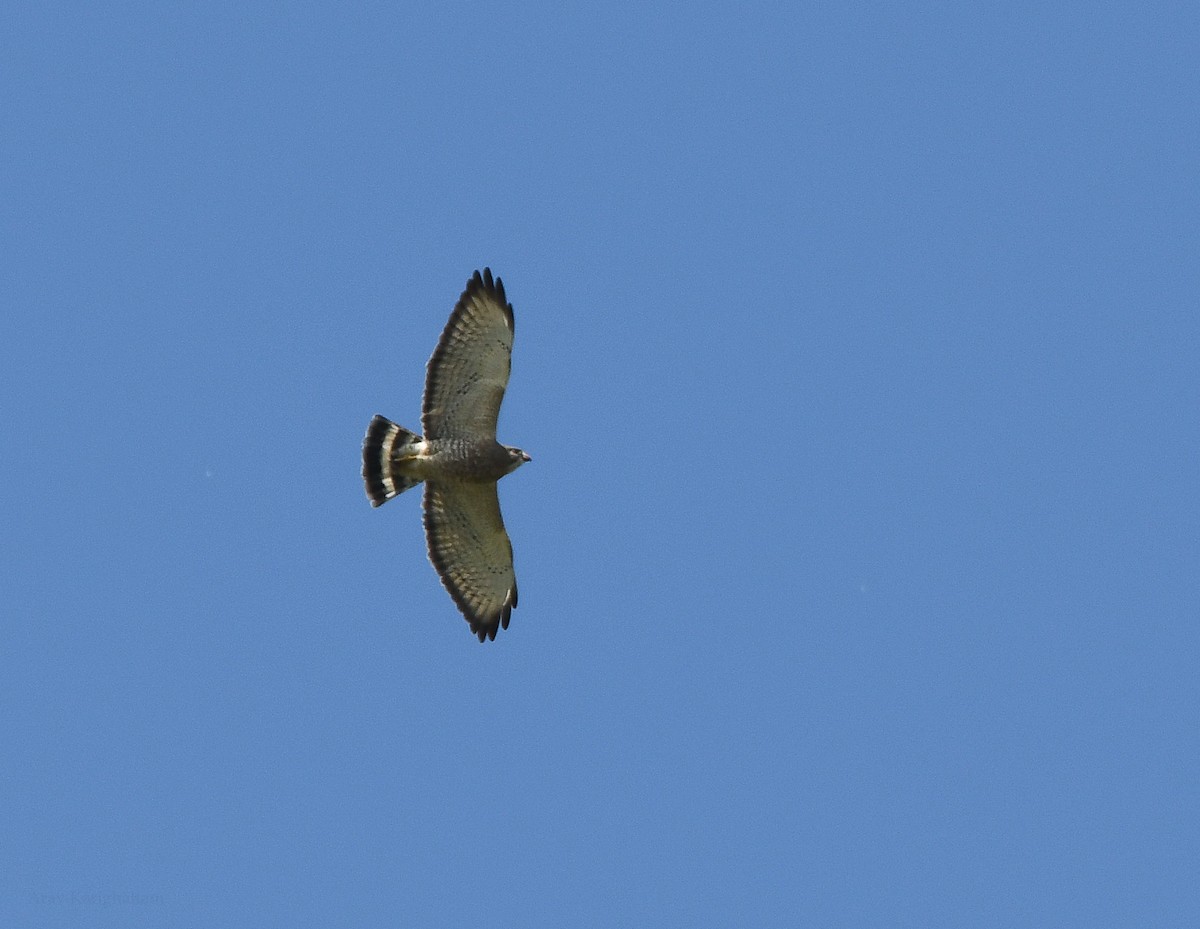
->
363;269;530;642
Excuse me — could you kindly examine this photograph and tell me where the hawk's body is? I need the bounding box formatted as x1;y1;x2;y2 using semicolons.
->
363;269;529;642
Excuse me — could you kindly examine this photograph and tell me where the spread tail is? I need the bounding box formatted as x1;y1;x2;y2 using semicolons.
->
363;415;424;506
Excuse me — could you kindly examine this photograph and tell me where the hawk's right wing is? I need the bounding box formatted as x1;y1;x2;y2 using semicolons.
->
423;480;518;642
422;268;515;441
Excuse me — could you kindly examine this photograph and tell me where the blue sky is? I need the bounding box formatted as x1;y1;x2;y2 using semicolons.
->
2;2;1197;927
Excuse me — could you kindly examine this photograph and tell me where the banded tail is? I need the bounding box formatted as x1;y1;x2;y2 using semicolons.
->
363;415;424;506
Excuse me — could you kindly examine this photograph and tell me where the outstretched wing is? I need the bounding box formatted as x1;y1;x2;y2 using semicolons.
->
423;480;518;642
422;268;515;441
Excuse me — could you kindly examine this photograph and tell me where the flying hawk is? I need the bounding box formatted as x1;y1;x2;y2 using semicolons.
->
362;268;530;642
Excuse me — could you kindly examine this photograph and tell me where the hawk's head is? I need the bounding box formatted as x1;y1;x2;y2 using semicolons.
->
503;446;531;474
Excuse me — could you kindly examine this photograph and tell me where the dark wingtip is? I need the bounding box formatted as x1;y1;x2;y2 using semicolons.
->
468;600;513;640
466;267;511;325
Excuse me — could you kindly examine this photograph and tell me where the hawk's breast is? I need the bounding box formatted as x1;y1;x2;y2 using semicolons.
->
425;439;512;482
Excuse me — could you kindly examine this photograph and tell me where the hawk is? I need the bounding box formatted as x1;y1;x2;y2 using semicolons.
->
362;268;530;642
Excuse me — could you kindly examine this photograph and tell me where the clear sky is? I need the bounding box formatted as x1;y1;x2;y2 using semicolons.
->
3;2;1197;927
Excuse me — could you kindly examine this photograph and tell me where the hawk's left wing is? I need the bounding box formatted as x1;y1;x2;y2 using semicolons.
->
422;268;515;441
423;480;518;642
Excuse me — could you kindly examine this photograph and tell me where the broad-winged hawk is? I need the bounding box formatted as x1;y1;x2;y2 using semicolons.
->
363;268;530;642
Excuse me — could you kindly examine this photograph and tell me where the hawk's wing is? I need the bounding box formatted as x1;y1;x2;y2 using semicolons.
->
423;480;518;642
422;268;515;441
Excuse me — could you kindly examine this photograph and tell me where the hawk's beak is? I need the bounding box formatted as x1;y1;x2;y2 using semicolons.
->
521;452;532;462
